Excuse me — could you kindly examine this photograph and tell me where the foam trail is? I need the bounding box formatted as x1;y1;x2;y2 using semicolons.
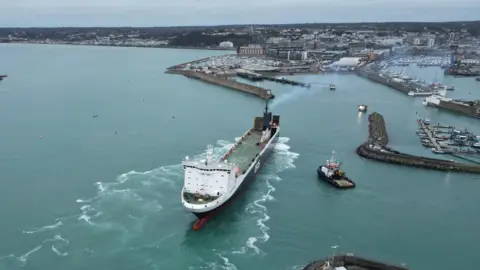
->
22;221;63;234
15;138;289;269
42;234;70;244
51;246;68;257
53;234;70;244
239;137;299;255
17;245;42;265
0;254;14;260
218;254;238;270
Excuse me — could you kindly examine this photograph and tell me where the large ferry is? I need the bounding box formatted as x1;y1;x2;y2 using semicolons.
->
181;100;280;230
422;88;452;107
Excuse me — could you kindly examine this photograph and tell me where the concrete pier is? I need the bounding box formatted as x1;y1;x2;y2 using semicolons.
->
433;99;480;119
261;76;310;87
167;69;274;99
356;112;480;174
418;120;444;153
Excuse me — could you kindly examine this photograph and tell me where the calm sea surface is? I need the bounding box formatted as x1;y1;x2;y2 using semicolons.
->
0;44;479;270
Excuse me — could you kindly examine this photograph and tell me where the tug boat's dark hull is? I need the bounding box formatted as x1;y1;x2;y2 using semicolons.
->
317;167;356;189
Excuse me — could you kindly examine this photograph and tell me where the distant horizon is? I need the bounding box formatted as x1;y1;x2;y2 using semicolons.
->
0;19;479;29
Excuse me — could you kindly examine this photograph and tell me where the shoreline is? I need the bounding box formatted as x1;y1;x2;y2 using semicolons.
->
0;41;237;51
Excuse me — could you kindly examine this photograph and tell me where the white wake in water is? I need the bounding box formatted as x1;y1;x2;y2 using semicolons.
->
5;137;297;270
197;137;299;270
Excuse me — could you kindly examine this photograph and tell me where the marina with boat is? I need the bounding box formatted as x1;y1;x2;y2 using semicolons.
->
416;118;480;156
356;112;480;173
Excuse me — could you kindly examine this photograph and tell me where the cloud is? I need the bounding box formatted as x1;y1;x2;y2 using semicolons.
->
0;0;478;27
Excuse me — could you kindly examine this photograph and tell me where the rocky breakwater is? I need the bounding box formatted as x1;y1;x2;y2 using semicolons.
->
167;69;274;99
356;112;480;173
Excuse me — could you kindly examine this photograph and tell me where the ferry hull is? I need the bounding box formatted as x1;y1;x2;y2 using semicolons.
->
193;132;279;219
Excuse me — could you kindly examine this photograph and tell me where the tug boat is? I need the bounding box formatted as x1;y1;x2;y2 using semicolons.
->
317;151;355;189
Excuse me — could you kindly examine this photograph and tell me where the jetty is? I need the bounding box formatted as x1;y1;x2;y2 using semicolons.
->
417;119;445;153
261;76;310;87
167;69;274;99
416;119;480;155
356;112;480;173
236;69;311;87
302;254;408;270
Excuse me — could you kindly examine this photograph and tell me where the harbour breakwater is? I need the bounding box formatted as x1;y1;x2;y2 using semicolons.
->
356;112;480;173
356;69;414;95
357;67;480;119
166;69;274;99
434;100;480;119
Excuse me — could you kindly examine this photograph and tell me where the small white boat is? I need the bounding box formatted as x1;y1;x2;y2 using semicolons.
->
408;91;433;96
329;84;336;90
358;105;368;112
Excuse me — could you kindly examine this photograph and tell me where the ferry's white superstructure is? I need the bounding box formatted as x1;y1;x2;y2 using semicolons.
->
423;87;452;107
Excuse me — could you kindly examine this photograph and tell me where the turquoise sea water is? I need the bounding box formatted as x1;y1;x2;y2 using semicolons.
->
0;44;479;270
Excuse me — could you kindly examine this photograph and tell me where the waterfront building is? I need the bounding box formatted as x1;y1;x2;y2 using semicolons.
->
238;44;265;55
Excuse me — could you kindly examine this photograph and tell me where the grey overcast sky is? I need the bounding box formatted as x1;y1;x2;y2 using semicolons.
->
0;0;479;27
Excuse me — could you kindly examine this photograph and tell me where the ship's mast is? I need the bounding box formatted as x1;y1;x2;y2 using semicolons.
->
330;150;336;163
264;98;269;114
